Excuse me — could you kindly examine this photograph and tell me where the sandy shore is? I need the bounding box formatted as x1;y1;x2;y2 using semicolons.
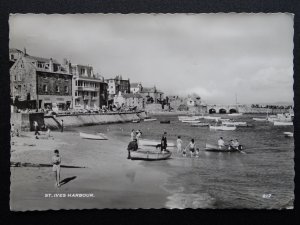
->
10;130;171;211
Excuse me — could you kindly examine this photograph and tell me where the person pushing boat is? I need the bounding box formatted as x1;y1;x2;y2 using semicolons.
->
161;132;167;152
127;138;138;159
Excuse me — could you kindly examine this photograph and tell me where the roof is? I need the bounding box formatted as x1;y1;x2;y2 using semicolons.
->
140;87;163;94
27;55;60;64
9;48;24;54
130;83;140;88
122;93;143;99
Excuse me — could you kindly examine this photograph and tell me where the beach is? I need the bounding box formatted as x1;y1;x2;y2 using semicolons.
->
10;131;171;210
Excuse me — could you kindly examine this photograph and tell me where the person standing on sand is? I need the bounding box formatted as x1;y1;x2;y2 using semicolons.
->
11;123;15;137
176;136;182;154
33;121;40;136
52;149;61;187
136;130;141;146
185;139;196;157
161;132;167;152
131;129;136;141
127;138;138;159
60;119;64;132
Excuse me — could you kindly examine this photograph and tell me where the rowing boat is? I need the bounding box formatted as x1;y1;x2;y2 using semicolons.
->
139;139;176;147
228;113;243;116
191;123;209;127
253;118;267;121
79;132;108;140
222;121;247;126
205;143;243;153
203;116;221;120
144;118;157;122
132;120;140;123
130;149;172;161
274;121;293;126
160;120;170;124
181;120;201;123
283;132;293;137
209;125;236;131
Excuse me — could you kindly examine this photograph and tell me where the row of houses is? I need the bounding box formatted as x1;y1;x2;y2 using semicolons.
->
9;48;165;111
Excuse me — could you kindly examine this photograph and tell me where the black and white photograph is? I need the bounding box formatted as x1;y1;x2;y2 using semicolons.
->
9;13;294;210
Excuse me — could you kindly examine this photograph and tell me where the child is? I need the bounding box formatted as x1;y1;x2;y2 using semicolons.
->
185;139;196;157
176;136;183;154
195;148;200;158
52;149;61;187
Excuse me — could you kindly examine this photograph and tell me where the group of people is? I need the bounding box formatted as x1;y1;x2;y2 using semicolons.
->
218;137;240;150
176;136;200;157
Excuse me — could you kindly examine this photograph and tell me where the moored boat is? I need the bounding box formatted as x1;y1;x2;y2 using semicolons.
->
79;132;108;140
129;149;172;161
283;132;294;137
203;116;221;120
191;123;209;127
253;118;267;121
181;120;201;123
160;120;170;124
132;120;140;123
209;125;236;131
205;143;243;152
274;121;293;126
144;118;157;122
228;113;243;116
222;121;247;126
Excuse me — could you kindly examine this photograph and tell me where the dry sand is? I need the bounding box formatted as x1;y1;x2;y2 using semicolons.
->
10;130;173;210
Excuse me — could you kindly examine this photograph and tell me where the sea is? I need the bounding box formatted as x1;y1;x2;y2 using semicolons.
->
70;113;294;209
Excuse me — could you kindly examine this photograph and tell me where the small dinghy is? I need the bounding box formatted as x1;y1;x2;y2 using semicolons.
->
139;139;176;147
79;132;108;140
283;132;293;137
160;120;170;124
132;120;140;123
205;144;244;153
182;120;200;123
144;118;157;122
274;121;293;126
191;123;209;127
253;118;267;121
130;149;172;161
209;125;236;131
228;113;243;117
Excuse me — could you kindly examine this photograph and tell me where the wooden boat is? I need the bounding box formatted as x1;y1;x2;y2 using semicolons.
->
222;121;247;126
274;121;293;126
132;120;140;123
181;120;200;123
283;132;294;137
191;123;209;127
144;118;157;122
219;118;230;122
160;120;170;124
209;125;236;131
130;149;171;161
79;132;108;140
253;118;267;121
203;116;221;120
205;143;242;153
139;139;176;147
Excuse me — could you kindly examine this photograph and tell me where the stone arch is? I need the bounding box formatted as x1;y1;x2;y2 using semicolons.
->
209;108;216;114
219;108;227;114
229;108;237;114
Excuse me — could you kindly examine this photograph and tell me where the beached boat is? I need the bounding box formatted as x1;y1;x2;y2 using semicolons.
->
130;149;171;161
205;143;243;153
283;132;293;137
79;132;108;140
178;116;202;121
160;120;170;124
181;120;201;123
203;116;221;120
253;118;267;121
139;139;176;147
274;121;293;126
132;120;140;123
219;118;230;122
222;121;247;126
191;123;209;127
267;115;279;122
209;125;236;131
144;118;157;122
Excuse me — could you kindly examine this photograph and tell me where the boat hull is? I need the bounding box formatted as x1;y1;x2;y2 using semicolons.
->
139;139;176;147
209;125;236;131
130;149;171;161
205;144;242;152
274;121;293;126
79;132;107;140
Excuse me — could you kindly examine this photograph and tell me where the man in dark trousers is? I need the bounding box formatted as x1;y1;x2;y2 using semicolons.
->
127;138;138;159
161;132;167;152
61;120;64;132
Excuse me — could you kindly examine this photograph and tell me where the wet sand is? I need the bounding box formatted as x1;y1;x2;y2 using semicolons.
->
10;131;170;210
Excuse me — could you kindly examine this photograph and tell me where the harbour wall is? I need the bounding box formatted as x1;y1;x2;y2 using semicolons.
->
11;111;147;131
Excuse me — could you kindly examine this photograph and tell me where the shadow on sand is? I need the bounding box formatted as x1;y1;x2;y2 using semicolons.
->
59;176;77;186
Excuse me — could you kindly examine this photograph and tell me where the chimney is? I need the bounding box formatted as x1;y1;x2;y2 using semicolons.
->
49;58;54;72
23;48;27;55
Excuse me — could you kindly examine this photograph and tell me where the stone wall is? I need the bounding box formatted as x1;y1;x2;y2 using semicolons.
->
11;112;44;132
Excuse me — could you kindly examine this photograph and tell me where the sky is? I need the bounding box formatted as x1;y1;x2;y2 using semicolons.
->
9;13;294;105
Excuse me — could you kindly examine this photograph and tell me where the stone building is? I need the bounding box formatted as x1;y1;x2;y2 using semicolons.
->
106;75;130;97
113;92;144;110
139;86;164;104
69;62;107;110
10;51;72;110
130;82;143;93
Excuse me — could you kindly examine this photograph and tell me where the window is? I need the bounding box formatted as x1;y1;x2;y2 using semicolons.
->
75;91;78;96
56;86;60;93
80;68;85;75
65;86;68;93
43;85;48;92
10;54;14;60
37;62;43;68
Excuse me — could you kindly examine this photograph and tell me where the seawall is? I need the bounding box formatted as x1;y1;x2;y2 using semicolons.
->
44;111;147;130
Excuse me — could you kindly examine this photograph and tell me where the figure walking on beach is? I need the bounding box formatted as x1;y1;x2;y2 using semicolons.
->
52;149;61;187
176;136;182;154
161;132;167;152
131;129;136;141
185;139;196;157
33;121;40;136
60;119;64;132
136;130;142;146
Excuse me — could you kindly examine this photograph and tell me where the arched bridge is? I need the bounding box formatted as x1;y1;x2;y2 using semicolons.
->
207;104;242;114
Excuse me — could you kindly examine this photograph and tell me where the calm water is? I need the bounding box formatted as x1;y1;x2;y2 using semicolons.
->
71;114;294;209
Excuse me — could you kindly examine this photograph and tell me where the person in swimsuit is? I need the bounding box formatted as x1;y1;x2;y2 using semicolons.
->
185;139;196;157
130;129;135;141
52;149;61;187
176;136;183;154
